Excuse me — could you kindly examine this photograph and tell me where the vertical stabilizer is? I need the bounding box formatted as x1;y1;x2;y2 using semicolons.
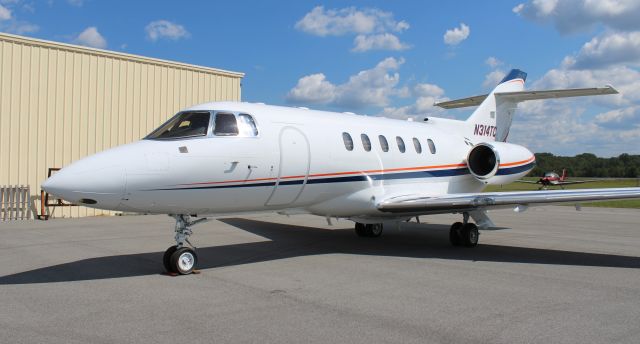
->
466;69;526;142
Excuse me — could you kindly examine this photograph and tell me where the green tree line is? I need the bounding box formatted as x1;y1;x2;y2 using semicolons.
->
530;153;640;178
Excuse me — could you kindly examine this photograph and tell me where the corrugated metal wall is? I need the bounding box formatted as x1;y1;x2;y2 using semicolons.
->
0;33;243;218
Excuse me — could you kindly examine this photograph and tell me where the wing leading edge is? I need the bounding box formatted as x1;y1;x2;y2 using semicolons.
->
377;188;640;213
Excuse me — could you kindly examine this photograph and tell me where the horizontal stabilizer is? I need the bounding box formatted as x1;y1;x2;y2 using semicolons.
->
436;86;618;109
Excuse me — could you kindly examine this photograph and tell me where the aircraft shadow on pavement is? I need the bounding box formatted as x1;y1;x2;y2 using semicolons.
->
2;217;640;285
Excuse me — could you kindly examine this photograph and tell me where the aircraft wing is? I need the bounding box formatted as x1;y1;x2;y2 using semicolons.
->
434;86;618;109
377;188;640;213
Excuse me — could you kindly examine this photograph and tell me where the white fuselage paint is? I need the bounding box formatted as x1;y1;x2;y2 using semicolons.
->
42;102;534;220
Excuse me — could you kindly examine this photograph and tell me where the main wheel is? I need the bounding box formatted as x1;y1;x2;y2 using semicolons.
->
449;222;463;246
366;223;383;237
355;222;368;237
460;223;479;247
163;245;178;273
170;247;198;275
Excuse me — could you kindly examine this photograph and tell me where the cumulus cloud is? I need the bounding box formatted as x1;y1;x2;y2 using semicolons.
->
286;57;405;109
295;6;410;52
485;56;502;68
513;0;640;34
380;82;449;120
443;23;470;46
145;20;190;41
73;26;107;49
0;4;11;21
295;6;409;36
563;31;640;69
482;70;507;89
352;33;410;52
594;106;640;129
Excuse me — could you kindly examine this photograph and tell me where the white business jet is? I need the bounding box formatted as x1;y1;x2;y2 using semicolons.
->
42;69;640;274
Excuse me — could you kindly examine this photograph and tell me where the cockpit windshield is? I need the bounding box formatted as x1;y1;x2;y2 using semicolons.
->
146;111;211;140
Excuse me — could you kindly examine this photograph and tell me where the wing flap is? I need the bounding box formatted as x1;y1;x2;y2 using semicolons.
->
378;188;640;213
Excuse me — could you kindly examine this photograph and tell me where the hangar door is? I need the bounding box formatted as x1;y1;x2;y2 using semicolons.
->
265;127;310;206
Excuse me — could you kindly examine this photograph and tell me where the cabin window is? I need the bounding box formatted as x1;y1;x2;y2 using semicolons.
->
214;113;239;136
413;138;422;154
238;114;259;137
146;111;211;140
378;135;389;152
361;134;371;152
396;136;406;153
427;139;436;154
342;132;354;151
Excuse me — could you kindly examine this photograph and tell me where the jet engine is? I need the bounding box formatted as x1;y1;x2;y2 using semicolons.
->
466;142;535;185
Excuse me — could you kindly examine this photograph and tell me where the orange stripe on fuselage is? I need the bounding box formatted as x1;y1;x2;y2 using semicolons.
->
499;156;535;167
178;162;468;186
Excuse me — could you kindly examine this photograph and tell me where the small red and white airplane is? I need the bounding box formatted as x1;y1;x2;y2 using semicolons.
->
42;69;640;274
518;169;596;189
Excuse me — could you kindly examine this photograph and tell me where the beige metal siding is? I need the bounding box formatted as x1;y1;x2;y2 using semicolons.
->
0;33;243;218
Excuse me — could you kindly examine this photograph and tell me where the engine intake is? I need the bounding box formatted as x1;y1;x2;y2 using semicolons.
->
467;144;499;179
466;142;535;185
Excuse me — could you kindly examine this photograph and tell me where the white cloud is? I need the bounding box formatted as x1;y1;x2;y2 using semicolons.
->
380;82;449;120
443;23;470;46
485;56;502;68
145;20;190;41
0;4;11;20
287;57;405;109
286;73;336;104
295;6;410;52
514;0;640;34
563;31;640;69
73;26;106;49
594;106;640;129
352;33;409;52
295;6;408;36
482;70;507;89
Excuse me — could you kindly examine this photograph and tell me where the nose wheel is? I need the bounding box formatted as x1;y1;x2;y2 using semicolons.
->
354;222;383;237
164;215;207;275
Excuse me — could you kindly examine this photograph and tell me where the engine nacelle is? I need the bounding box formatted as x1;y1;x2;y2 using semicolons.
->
466;142;535;185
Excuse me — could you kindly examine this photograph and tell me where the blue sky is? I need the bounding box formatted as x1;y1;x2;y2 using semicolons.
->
1;0;639;156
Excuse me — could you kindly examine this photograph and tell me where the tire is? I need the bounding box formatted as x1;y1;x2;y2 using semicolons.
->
163;245;178;273
355;223;368;237
449;222;463;246
170;247;198;275
461;223;479;247
367;223;383;237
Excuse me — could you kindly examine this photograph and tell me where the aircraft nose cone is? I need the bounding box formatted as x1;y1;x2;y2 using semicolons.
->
42;161;126;209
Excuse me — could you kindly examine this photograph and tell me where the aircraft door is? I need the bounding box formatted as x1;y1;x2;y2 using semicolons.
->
265;126;310;206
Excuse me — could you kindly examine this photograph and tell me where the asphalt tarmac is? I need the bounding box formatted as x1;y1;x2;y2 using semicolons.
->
1;206;639;344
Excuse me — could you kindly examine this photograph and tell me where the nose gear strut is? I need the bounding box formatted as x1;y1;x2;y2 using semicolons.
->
163;214;209;275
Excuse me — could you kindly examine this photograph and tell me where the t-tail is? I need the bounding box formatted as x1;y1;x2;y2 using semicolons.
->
434;69;618;142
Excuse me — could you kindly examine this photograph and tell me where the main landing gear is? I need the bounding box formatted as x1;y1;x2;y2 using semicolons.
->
449;212;479;247
163;215;207;275
354;222;383;237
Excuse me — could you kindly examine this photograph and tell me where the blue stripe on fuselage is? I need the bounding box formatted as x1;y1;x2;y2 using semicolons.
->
144;163;530;191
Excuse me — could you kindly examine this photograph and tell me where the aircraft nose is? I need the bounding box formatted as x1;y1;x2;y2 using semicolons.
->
42;159;126;208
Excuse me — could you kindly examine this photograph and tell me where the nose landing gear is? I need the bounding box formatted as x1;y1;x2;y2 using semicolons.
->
163;215;208;275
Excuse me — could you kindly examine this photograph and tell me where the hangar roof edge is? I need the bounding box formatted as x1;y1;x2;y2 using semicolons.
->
0;32;244;78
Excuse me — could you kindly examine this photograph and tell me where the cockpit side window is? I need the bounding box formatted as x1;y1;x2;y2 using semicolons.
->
146;111;211;140
214;113;239;136
238;114;259;137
